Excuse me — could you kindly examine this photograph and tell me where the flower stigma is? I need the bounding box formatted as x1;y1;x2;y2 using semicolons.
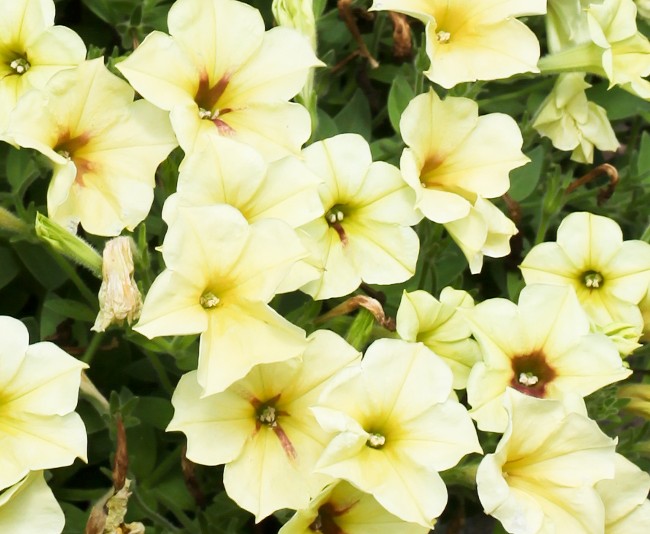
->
10;57;30;74
366;432;386;449
200;291;220;309
583;271;604;289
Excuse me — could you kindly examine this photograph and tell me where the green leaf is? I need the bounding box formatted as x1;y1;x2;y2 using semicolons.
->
12;241;67;290
637;131;650;182
133;396;173;430
509;146;544;201
588;82;650;120
0;246;19;290
334;89;372;141
5;147;39;198
387;75;415;135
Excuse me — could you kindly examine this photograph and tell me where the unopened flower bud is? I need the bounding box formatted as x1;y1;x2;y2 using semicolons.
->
619;383;650;419
92;237;142;332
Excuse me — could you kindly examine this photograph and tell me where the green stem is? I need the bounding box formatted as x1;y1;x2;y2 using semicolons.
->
132;489;182;533
0;206;30;235
535;210;553;244
145;349;175;394
538;43;604;75
49;250;99;307
82;332;105;365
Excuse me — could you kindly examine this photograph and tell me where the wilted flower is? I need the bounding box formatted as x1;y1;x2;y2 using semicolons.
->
117;0;322;160
396;287;480;389
3;58;177;236
168;330;361;521
465;284;631;432
477;389;617;534
134;204;307;395
533;73;619;163
520;212;650;330
0;315;87;491
313;338;481;528
0;0;86;127
370;0;546;88
298;134;420;300
92;237;143;332
539;0;650;100
279;480;429;534
596;453;650;533
0;472;64;533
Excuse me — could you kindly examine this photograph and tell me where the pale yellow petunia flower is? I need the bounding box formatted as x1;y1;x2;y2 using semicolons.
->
477;389;617;534
168;330;361;522
465;284;631;432
0;316;87;491
313;338;481;528
279;480;430;534
116;0;322;160
520;212;650;331
0;0;86;128
3;58;177;236
134;204;308;396
370;0;546;88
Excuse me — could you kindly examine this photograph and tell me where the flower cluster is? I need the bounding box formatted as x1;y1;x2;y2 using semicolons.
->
1;0;649;532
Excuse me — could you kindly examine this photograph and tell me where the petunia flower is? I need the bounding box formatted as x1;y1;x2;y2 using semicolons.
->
520;212;650;331
279;480;430;534
596;453;650;533
167;330;361;522
539;0;650;100
370;0;546;88
134;204;308;396
2;58;177;236
116;0;322;161
399;90;528;226
313;338;481;528
0;316;87;491
0;0;86;128
533;73;619;164
297;134;420;300
395;287;481;389
162;134;324;292
465;284;631;432
0;472;64;533
477;389;617;534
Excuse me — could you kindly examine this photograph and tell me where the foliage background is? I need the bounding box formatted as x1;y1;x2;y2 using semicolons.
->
1;0;650;532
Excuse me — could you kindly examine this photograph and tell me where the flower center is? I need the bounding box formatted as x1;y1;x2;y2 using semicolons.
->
257;405;277;428
10;57;30;74
199;291;220;309
325;205;349;245
325;207;345;224
436;30;451;44
583;270;604;289
366;432;386;449
510;351;556;398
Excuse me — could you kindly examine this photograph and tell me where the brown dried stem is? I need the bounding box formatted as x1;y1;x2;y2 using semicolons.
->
315;295;396;331
565;163;619;205
338;0;379;68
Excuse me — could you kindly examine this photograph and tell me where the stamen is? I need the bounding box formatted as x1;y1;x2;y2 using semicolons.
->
518;372;539;387
584;272;604;289
200;291;220;309
436;30;451;44
10;58;30;74
258;406;277;427
198;108;213;119
366;433;386;449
